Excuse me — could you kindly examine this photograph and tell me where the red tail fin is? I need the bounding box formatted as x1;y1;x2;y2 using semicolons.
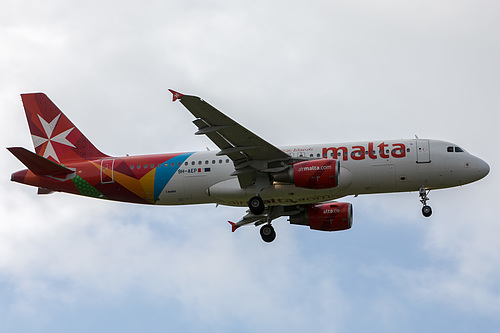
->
21;93;108;163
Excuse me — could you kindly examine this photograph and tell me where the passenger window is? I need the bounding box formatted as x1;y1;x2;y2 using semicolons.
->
185;162;188;166
191;161;195;165
151;164;155;168
137;165;141;169
130;165;134;170
144;164;148;169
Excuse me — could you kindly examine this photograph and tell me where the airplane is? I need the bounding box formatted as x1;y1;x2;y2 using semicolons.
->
8;91;490;243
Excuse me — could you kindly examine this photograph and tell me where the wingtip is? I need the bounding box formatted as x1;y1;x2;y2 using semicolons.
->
168;89;184;102
228;221;240;233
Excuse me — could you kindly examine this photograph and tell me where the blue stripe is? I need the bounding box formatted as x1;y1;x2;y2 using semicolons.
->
154;152;194;202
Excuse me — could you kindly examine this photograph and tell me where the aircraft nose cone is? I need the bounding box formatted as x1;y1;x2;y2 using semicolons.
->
471;157;490;180
475;157;490;180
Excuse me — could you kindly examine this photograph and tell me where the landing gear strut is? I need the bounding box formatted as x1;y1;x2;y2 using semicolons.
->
248;196;265;215
260;224;276;243
419;187;432;217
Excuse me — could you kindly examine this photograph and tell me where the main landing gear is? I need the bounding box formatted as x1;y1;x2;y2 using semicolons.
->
247;196;277;242
248;195;265;215
419;187;432;217
260;224;276;243
248;196;276;242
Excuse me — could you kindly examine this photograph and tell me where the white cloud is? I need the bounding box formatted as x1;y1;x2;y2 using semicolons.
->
0;187;348;330
371;181;500;317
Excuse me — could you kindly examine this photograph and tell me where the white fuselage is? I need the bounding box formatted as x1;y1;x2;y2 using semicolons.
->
154;139;489;207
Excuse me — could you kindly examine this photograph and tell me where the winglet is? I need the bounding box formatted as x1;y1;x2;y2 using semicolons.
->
228;221;240;233
168;89;184;102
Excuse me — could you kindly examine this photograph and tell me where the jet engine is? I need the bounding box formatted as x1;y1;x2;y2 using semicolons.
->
273;159;340;189
289;202;353;231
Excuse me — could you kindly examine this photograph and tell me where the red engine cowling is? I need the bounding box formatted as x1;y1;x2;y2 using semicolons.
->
289;202;353;232
273;159;340;189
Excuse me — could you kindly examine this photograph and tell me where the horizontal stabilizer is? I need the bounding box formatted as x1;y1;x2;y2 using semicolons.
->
7;147;74;176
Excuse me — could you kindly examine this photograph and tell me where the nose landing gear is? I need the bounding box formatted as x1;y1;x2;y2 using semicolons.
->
419;187;432;217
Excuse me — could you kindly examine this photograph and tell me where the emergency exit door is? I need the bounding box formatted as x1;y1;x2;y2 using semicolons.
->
100;159;115;183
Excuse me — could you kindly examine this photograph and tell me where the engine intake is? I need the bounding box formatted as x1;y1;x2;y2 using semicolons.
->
290;202;353;232
273;159;340;189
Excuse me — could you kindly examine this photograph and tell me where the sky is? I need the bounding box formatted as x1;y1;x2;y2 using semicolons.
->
1;0;499;332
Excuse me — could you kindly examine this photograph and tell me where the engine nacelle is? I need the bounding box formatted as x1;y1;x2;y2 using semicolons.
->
289;202;353;232
273;159;340;189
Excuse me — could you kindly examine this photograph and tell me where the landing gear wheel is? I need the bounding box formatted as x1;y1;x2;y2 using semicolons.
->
260;224;276;243
422;205;432;217
419;187;432;218
248;196;265;215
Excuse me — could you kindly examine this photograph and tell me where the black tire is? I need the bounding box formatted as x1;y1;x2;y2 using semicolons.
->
422;205;432;217
248;196;265;215
260;224;276;243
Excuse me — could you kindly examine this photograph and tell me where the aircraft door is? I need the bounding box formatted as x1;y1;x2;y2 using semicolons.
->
416;140;431;163
183;175;208;202
100;159;115;183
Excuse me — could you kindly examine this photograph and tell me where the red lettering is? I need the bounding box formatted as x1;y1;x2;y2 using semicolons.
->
322;147;348;161
378;142;389;158
321;142;407;161
391;143;406;158
351;145;365;160
368;142;377;159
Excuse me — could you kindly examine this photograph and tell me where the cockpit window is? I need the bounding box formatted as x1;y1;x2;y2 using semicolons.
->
447;146;466;153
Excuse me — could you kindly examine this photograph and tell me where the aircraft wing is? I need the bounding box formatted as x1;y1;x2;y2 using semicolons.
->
228;205;303;232
228;211;267;232
169;90;293;187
